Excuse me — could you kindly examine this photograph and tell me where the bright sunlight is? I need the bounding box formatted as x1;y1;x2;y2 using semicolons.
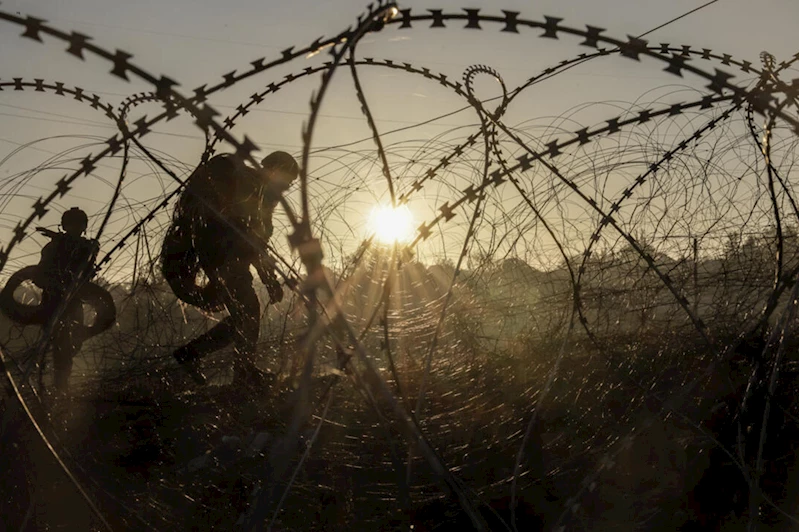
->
368;204;415;244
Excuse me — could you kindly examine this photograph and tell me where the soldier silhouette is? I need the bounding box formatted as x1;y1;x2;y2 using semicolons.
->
34;207;100;395
163;151;297;387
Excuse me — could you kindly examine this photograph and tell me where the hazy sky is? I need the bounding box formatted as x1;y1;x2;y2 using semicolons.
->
0;0;797;274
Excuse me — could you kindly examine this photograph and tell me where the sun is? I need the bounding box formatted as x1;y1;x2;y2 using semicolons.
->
368;204;415;244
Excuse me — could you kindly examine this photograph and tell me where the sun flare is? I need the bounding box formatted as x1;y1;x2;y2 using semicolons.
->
368;204;415;244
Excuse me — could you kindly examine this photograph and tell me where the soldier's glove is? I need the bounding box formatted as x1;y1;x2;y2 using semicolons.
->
263;275;284;304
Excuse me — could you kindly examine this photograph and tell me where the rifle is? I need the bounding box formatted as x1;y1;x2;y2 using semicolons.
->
35;226;60;239
36;226;99;248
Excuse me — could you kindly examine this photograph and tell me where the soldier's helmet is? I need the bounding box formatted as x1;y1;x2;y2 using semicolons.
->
61;207;88;235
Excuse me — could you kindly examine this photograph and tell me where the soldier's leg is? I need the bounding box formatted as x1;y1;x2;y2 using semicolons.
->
173;317;236;364
172;262;253;385
51;303;83;395
51;327;73;394
225;272;268;385
229;278;260;361
172;257;238;363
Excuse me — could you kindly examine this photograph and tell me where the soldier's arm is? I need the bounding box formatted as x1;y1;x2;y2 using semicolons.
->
252;202;284;302
79;239;101;279
254;252;277;283
250;222;282;298
255;254;283;303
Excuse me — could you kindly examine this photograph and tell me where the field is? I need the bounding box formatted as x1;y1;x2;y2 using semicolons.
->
3;236;799;530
